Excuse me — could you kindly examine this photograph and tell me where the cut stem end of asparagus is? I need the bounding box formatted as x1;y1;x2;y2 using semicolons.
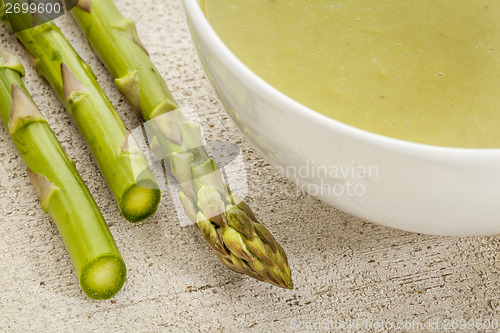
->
80;255;126;300
121;180;161;222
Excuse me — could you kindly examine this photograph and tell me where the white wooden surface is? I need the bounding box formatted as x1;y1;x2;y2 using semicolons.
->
0;1;499;332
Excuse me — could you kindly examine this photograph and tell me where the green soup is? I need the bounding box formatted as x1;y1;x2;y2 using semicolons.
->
203;0;500;148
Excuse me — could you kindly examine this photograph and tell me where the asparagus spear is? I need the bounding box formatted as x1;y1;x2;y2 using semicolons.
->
0;1;161;222
0;49;126;300
71;0;293;288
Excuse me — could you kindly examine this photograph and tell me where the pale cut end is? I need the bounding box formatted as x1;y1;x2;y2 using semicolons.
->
76;0;92;12
61;63;89;102
121;182;161;222
0;49;25;76
80;256;126;300
26;169;57;213
115;72;141;116
9;84;44;135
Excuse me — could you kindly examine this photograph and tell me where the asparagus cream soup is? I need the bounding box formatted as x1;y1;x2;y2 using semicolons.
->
203;0;500;148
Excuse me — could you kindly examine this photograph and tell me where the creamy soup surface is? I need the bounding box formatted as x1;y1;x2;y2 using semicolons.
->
203;0;500;148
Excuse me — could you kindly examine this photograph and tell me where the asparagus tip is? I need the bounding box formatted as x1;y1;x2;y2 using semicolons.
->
283;274;294;289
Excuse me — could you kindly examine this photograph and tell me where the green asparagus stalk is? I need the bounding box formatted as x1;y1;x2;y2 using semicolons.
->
71;0;293;288
0;49;126;300
0;1;161;222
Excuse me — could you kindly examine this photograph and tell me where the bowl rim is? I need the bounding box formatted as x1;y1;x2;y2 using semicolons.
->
182;0;500;161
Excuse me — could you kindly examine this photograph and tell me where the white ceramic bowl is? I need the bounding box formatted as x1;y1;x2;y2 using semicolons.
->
182;0;500;236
